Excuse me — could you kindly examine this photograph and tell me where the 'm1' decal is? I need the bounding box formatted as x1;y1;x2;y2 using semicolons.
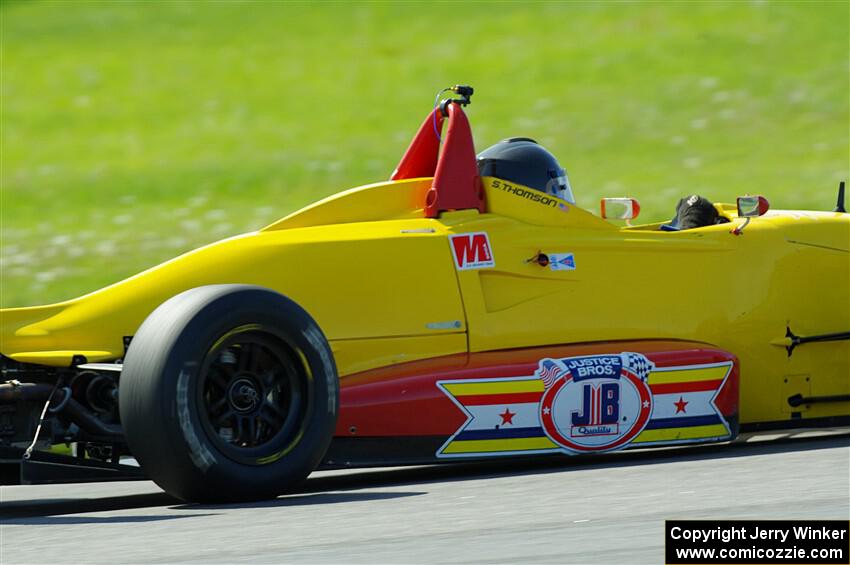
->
449;232;495;270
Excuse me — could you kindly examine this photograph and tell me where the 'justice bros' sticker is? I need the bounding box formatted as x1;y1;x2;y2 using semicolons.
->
437;352;733;457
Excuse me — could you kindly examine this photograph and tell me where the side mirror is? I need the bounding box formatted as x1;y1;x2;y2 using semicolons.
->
732;195;769;235
601;198;641;221
736;195;769;218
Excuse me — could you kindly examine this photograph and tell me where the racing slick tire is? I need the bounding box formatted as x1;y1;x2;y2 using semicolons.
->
119;285;338;503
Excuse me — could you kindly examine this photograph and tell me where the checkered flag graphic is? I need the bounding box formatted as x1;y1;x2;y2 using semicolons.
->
536;358;565;389
621;352;654;381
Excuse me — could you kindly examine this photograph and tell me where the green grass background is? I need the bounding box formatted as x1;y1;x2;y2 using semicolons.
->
1;0;847;307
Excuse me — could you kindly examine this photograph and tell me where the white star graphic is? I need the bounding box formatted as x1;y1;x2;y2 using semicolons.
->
642;400;650;408
543;407;551;415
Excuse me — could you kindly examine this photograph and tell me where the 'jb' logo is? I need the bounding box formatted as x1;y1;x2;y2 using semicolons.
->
449;232;495;270
537;353;653;453
571;383;620;435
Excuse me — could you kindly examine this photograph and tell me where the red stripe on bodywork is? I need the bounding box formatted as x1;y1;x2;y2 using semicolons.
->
453;392;543;406
650;379;723;394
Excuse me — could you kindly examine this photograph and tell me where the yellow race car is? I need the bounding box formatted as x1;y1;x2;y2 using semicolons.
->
1;86;848;502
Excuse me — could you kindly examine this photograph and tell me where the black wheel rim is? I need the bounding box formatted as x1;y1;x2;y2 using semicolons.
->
197;328;310;465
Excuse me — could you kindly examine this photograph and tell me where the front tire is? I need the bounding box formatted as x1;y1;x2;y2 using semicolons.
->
119;285;338;503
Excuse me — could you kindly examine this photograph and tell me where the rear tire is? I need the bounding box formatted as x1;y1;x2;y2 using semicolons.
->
119;285;338;503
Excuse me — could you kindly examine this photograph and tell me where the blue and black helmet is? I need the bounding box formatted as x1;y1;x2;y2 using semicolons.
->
477;137;575;204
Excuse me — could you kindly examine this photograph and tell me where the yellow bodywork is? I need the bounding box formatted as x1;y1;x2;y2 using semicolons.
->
1;176;848;425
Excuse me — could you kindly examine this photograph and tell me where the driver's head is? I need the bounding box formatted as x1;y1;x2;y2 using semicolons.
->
477;137;574;204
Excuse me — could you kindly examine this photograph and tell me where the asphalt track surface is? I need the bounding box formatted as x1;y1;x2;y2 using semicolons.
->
1;431;848;564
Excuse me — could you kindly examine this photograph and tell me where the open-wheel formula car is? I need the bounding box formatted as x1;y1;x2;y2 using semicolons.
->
2;86;848;502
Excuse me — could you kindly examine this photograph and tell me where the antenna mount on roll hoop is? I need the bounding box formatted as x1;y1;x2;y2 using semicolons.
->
391;85;485;218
